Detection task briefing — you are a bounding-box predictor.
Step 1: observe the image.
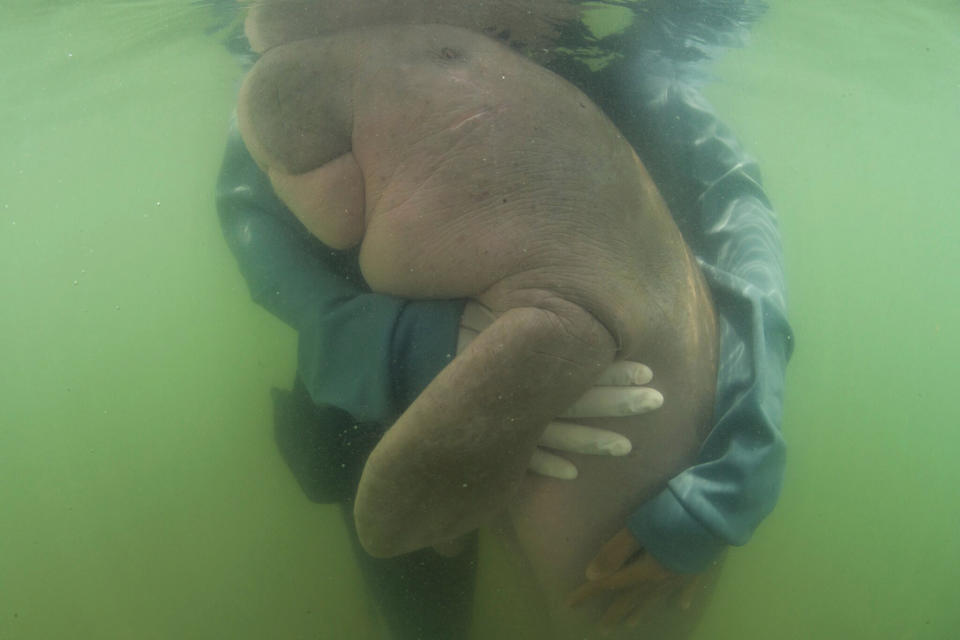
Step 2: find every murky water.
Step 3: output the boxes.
[1,1,958,638]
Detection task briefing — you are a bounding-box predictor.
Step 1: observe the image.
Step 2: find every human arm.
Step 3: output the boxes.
[216,121,464,427]
[566,70,793,626]
[556,0,793,594]
[617,73,794,573]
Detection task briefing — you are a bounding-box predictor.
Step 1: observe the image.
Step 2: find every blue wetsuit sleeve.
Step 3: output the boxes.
[215,123,463,424]
[613,78,794,572]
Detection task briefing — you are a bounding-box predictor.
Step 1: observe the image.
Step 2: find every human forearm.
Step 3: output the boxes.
[629,266,792,571]
[610,75,793,571]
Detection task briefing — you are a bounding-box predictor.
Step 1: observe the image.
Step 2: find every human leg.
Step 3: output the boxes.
[341,503,479,640]
[273,377,479,639]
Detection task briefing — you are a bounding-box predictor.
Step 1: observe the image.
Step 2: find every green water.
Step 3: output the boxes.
[1,1,958,638]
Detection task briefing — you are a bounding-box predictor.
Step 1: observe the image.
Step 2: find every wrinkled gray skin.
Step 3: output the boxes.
[237,24,718,567]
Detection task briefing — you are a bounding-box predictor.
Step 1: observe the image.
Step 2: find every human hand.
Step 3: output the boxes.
[458,300,664,480]
[566,528,701,633]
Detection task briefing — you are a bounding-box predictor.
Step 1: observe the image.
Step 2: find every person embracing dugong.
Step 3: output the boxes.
[236,23,718,589]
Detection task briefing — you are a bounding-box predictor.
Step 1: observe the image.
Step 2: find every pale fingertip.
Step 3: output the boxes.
[459,300,496,332]
[529,450,578,480]
[601,437,632,456]
[630,362,653,385]
[456,327,478,354]
[598,361,652,386]
[631,388,663,413]
[585,562,609,581]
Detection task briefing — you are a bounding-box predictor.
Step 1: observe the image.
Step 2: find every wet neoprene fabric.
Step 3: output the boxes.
[215,0,792,574]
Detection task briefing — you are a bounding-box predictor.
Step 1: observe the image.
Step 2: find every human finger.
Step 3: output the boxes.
[459,299,496,333]
[565,577,608,607]
[596,361,653,386]
[599,583,657,632]
[565,560,659,608]
[560,386,663,418]
[538,422,632,456]
[677,573,704,610]
[456,326,478,354]
[586,528,642,580]
[527,448,578,480]
[589,557,665,590]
